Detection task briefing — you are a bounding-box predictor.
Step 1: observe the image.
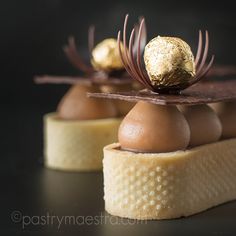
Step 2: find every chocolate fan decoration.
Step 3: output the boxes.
[35,20,147,85]
[63,31,95,75]
[117,14,214,93]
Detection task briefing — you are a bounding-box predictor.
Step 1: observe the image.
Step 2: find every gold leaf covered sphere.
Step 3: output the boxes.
[144,36,196,88]
[91,38,124,72]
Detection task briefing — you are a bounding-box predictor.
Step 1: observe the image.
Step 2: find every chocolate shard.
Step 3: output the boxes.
[34,75,91,85]
[34,75,133,86]
[88,80,236,105]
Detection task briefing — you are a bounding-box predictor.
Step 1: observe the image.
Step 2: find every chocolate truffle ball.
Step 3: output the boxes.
[91,38,124,71]
[144,36,196,88]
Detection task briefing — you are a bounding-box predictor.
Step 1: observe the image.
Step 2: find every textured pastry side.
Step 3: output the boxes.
[103,140,236,219]
[44,113,121,171]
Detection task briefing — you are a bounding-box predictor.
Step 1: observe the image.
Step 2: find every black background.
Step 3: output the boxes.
[1,0,236,235]
[1,0,236,165]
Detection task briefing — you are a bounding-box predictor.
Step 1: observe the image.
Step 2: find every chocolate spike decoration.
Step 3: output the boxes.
[88,25,95,57]
[117,14,214,94]
[133,16,147,57]
[63,21,148,76]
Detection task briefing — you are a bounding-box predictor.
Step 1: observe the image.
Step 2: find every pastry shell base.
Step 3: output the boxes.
[44,113,121,171]
[103,140,236,219]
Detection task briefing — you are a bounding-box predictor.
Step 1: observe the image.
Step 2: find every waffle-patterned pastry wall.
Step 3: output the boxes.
[103,140,236,219]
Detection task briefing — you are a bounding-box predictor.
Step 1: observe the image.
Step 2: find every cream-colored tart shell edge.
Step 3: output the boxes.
[103,139,236,219]
[44,113,121,171]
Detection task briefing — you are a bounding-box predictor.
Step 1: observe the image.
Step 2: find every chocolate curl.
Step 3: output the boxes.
[133,16,147,56]
[63,36,94,74]
[118,14,153,90]
[191,30,215,83]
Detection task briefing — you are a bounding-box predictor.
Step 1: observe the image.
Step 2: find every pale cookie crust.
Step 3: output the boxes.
[44,113,121,171]
[103,140,236,219]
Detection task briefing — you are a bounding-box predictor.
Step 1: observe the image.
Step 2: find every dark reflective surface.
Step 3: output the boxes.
[1,164,236,235]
